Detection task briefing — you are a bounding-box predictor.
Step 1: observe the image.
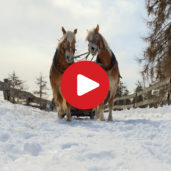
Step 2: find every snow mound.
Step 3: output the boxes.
[0,100,171,171]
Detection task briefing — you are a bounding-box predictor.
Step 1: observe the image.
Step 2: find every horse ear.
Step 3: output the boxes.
[62,27,66,35]
[74,29,77,34]
[95,24,99,33]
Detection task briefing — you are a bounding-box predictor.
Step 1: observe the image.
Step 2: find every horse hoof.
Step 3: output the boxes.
[94,116,98,120]
[58,115,63,119]
[58,113,65,119]
[95,115,100,120]
[100,118,105,121]
[66,118,72,121]
[107,118,113,121]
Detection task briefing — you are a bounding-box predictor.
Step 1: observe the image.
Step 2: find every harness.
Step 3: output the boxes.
[52,49,73,74]
[96,50,118,71]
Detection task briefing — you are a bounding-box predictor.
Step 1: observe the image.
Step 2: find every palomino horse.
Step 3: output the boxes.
[50,27,77,121]
[86,25,120,121]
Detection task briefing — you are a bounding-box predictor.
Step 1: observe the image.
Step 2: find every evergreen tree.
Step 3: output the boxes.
[115,81,130,106]
[6,71,25,103]
[116,81,129,97]
[133,81,144,106]
[8,71,25,90]
[138,0,171,82]
[135,81,143,93]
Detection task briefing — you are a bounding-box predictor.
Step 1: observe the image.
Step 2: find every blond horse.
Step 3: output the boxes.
[50,27,77,121]
[86,25,120,121]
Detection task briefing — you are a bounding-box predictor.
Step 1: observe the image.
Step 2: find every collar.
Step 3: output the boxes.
[96,50,118,71]
[52,49,73,74]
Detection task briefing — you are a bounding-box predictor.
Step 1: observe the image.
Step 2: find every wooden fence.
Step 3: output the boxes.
[1,77,171,111]
[0,79,50,109]
[112,77,171,110]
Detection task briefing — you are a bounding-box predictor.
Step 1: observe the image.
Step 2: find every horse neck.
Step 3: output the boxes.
[53,48,69,72]
[98,39,111,67]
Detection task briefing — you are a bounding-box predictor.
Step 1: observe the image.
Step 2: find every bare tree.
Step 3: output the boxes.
[34,73,48,103]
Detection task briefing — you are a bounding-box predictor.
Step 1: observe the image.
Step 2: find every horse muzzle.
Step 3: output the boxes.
[65,53,74,64]
[89,43,98,56]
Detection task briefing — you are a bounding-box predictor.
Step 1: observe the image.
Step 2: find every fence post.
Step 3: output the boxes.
[123,99,126,109]
[133,93,137,108]
[26,97,32,106]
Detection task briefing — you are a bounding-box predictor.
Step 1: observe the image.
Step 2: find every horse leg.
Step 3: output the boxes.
[57,106,65,119]
[66,104,72,121]
[95,106,100,120]
[95,103,105,121]
[54,95,64,119]
[99,103,105,121]
[108,100,113,121]
[51,85,64,119]
[108,85,118,121]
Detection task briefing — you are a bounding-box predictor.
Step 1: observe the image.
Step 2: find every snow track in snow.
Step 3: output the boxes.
[0,100,171,171]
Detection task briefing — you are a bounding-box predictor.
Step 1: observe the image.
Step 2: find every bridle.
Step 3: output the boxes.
[60,39,76,55]
[89,33,106,51]
[89,39,100,49]
[53,39,76,74]
[89,33,119,71]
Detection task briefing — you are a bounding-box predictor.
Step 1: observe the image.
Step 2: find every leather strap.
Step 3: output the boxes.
[96,50,118,71]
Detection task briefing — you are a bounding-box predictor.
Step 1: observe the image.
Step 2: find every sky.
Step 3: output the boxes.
[0,0,148,99]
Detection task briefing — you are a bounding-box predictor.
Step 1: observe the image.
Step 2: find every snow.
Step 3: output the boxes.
[0,99,171,171]
[0,92,3,100]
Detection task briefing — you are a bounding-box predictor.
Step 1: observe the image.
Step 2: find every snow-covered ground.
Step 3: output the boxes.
[0,100,171,171]
[0,92,3,100]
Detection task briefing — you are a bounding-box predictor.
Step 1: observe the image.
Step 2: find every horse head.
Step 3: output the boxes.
[58,27,77,64]
[86,24,107,56]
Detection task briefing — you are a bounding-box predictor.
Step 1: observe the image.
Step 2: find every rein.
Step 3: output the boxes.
[74,52,90,60]
[53,50,91,74]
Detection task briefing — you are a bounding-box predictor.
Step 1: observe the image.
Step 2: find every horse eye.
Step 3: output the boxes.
[96,35,99,39]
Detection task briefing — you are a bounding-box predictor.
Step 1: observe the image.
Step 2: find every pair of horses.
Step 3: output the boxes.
[50,25,120,121]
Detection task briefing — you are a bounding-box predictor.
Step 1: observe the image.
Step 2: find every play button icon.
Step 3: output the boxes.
[77,74,99,96]
[61,61,109,109]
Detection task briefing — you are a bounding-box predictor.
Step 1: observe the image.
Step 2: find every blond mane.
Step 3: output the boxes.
[86,29,111,52]
[58,31,76,46]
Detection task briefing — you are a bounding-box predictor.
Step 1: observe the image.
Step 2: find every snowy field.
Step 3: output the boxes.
[0,100,171,171]
[0,92,3,100]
